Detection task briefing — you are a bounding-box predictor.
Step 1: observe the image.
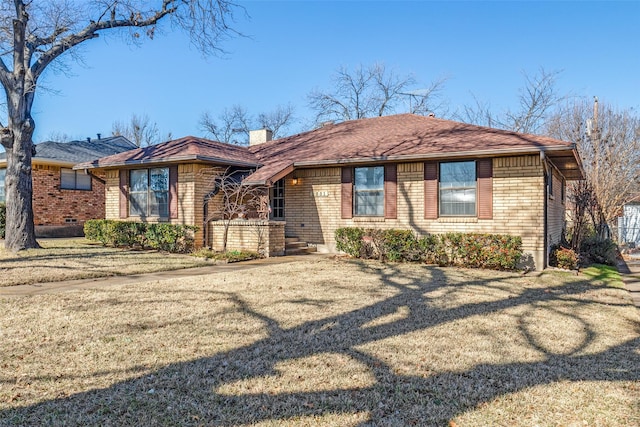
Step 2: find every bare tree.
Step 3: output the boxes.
[0,1,242,251]
[506,68,564,134]
[199,105,250,144]
[112,113,165,147]
[456,94,497,129]
[547,98,640,238]
[457,68,563,134]
[200,103,296,144]
[44,131,77,143]
[307,63,447,124]
[203,167,267,252]
[256,103,295,139]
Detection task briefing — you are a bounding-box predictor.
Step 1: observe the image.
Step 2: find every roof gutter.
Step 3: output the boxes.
[0,158,77,168]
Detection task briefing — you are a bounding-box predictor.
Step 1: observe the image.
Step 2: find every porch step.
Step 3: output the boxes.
[284,236,317,256]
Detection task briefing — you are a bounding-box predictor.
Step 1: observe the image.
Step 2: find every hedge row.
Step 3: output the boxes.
[335,227,523,270]
[84,220,198,253]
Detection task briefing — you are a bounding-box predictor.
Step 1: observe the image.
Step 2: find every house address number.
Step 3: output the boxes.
[313,191,330,197]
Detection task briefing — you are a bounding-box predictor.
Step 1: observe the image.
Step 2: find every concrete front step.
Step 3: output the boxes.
[285,246,318,256]
[284,236,317,256]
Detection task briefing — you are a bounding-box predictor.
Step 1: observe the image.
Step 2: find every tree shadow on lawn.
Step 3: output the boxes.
[1,262,638,426]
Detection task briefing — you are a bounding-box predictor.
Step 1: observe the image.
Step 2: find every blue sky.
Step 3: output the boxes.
[30,0,640,143]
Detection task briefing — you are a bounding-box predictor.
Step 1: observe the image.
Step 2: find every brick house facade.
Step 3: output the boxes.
[0,136,136,237]
[30,164,107,236]
[76,115,583,269]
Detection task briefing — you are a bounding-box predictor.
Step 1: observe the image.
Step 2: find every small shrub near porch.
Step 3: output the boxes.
[0,202,5,239]
[84,220,197,253]
[335,227,522,270]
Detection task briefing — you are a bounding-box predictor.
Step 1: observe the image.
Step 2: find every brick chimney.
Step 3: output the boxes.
[249,129,273,146]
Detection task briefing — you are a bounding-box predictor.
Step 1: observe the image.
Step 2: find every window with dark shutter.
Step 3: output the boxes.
[341,167,353,219]
[384,164,397,219]
[477,159,493,219]
[119,170,129,219]
[424,162,438,219]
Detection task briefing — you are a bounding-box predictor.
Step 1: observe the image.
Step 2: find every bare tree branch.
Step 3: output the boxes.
[0,0,242,251]
[112,113,165,147]
[308,63,447,125]
[547,98,640,236]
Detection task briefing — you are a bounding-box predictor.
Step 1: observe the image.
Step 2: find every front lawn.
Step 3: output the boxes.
[0,238,210,287]
[0,258,637,426]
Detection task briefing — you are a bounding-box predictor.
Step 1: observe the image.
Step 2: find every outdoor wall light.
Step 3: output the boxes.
[292,177,299,185]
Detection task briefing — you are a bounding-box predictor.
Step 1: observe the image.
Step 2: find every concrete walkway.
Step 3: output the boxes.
[0,254,325,298]
[618,258,640,308]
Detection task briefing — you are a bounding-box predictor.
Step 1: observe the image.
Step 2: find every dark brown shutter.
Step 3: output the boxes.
[424,162,438,219]
[119,169,128,219]
[341,167,353,219]
[477,159,493,219]
[384,164,397,219]
[169,165,178,219]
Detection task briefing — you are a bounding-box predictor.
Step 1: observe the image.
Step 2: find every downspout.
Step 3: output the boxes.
[85,169,106,185]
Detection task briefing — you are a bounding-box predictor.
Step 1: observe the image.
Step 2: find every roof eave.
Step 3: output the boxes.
[74,154,260,170]
[0,158,76,168]
[291,145,575,168]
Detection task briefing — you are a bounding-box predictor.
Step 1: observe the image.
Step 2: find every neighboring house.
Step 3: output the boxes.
[0,135,137,237]
[618,196,640,247]
[75,114,583,269]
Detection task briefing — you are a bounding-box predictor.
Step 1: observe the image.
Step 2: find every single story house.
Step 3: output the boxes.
[618,195,640,247]
[75,114,583,269]
[0,135,136,237]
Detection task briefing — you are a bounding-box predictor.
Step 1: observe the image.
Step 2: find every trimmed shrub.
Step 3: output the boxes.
[0,202,5,239]
[84,220,197,253]
[335,227,365,257]
[334,227,523,270]
[379,229,421,262]
[550,245,579,270]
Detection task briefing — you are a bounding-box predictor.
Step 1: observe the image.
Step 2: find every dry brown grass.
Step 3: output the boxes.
[0,238,210,287]
[0,257,638,426]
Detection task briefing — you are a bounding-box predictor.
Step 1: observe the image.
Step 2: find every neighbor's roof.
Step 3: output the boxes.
[74,136,260,169]
[0,135,137,166]
[244,114,583,184]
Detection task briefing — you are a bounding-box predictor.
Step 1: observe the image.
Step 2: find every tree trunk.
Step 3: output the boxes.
[3,120,39,251]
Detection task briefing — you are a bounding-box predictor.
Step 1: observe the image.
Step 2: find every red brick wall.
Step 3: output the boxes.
[32,164,105,227]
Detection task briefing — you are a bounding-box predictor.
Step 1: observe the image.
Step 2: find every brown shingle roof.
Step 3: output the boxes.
[75,114,583,182]
[244,114,582,184]
[74,136,260,169]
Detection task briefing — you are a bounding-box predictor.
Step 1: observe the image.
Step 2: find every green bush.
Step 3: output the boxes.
[380,229,420,262]
[334,227,523,270]
[550,245,579,270]
[579,236,618,266]
[0,202,5,239]
[84,220,197,253]
[335,227,365,257]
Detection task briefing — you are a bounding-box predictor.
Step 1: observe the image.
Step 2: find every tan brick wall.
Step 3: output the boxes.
[209,220,285,256]
[284,155,550,269]
[32,164,105,228]
[104,164,224,248]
